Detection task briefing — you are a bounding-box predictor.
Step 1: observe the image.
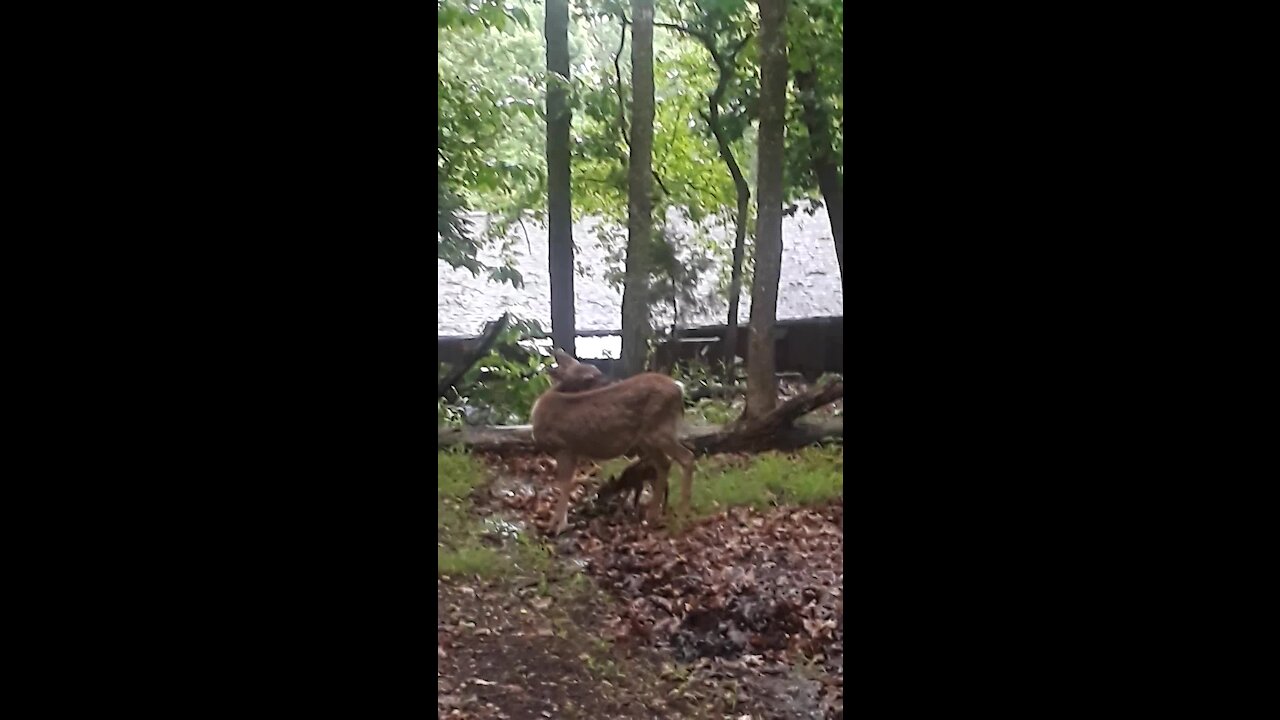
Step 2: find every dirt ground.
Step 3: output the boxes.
[438,453,843,719]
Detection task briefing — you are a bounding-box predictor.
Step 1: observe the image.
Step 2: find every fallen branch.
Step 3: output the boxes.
[698,380,844,454]
[686,416,843,454]
[437,312,510,399]
[751,380,844,430]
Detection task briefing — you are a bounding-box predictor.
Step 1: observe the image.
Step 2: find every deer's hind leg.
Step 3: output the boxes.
[644,452,672,523]
[654,436,695,517]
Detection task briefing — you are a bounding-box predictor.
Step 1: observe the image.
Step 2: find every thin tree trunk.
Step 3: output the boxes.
[546,0,576,356]
[723,186,748,381]
[706,38,751,385]
[652,23,752,385]
[744,0,788,421]
[795,68,843,281]
[621,0,655,377]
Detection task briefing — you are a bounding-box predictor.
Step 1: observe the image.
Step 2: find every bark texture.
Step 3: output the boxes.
[546,0,576,355]
[744,0,789,420]
[620,0,656,377]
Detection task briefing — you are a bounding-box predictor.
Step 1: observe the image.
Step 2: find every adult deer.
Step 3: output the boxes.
[531,350,694,535]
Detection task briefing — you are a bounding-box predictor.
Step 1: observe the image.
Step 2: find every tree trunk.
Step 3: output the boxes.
[795,68,843,281]
[621,0,655,377]
[744,0,788,421]
[546,0,576,356]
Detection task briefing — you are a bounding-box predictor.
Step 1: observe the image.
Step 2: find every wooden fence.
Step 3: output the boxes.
[438,315,843,380]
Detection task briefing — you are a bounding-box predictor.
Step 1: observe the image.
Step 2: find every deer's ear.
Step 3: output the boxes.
[552,349,577,366]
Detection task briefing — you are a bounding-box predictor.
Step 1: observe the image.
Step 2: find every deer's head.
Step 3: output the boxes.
[547,349,610,392]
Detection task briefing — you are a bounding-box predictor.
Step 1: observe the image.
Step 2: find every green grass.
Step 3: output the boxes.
[691,445,843,514]
[438,448,486,501]
[594,445,843,519]
[438,445,842,575]
[438,448,485,535]
[437,449,557,578]
[437,449,509,577]
[437,543,504,576]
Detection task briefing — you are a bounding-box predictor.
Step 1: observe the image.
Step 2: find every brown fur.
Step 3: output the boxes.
[546,358,657,514]
[597,459,667,517]
[533,349,695,534]
[547,357,609,391]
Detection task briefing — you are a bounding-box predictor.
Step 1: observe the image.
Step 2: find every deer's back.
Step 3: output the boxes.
[530,373,684,456]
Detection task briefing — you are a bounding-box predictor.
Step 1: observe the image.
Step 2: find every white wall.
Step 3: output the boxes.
[438,207,843,337]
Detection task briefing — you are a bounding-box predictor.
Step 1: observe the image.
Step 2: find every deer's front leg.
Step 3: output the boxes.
[549,451,579,536]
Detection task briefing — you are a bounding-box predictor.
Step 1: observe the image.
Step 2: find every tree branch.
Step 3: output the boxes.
[613,14,672,201]
[437,312,511,398]
[653,20,716,56]
[613,15,631,148]
[651,170,671,197]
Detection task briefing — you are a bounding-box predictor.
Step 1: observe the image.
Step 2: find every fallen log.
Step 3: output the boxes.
[703,380,844,453]
[686,416,843,454]
[437,416,842,456]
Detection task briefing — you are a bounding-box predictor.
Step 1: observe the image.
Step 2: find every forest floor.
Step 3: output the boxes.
[438,446,844,719]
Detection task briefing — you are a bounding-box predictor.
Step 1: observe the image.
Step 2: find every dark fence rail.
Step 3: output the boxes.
[438,315,843,381]
[657,315,843,381]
